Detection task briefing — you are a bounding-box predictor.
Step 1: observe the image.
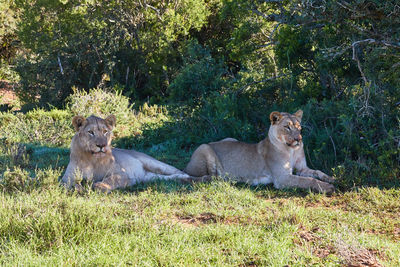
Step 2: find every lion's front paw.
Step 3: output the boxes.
[315,181,335,195]
[323,175,336,184]
[93,182,112,193]
[316,170,336,183]
[74,183,84,193]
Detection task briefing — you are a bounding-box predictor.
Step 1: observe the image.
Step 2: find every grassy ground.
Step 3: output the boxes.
[0,181,399,266]
[0,96,399,266]
[0,145,399,266]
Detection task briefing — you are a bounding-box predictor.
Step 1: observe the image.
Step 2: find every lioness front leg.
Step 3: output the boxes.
[297,168,335,183]
[275,174,335,194]
[93,173,131,193]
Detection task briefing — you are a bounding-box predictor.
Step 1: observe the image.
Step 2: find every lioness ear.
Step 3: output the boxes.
[269,111,282,125]
[72,115,86,132]
[294,109,303,121]
[105,115,116,129]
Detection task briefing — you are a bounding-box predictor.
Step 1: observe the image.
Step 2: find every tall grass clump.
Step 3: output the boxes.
[0,109,72,146]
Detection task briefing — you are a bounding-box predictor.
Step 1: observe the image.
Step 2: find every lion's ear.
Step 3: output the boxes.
[294,109,303,121]
[269,111,282,125]
[105,115,116,129]
[72,116,86,132]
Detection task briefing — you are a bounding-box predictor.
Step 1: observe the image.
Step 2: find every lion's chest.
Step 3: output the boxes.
[267,145,302,176]
[286,147,303,173]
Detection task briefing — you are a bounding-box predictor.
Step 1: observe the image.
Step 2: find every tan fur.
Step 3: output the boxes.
[62,115,189,192]
[184,110,335,193]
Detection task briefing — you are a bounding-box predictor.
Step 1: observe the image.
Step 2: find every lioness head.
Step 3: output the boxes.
[269,110,303,148]
[71,115,116,158]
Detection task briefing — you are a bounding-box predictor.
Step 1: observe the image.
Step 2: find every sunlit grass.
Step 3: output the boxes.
[0,175,399,266]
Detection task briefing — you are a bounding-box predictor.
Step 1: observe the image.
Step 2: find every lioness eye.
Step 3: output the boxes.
[104,130,108,136]
[285,125,290,131]
[88,130,94,136]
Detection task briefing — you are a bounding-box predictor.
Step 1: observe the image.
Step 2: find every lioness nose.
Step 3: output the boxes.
[96,143,105,148]
[295,135,302,142]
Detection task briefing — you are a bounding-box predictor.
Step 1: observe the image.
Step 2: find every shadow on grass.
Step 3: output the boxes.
[115,177,312,200]
[0,142,69,174]
[2,137,398,197]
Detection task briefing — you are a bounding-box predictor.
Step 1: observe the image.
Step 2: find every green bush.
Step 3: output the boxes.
[0,141,29,172]
[0,88,172,150]
[66,87,135,137]
[0,166,62,193]
[0,109,72,146]
[168,41,226,103]
[0,167,32,193]
[66,87,170,139]
[291,88,400,190]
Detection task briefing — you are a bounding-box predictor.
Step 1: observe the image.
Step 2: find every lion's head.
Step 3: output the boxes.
[269,110,303,148]
[71,115,116,158]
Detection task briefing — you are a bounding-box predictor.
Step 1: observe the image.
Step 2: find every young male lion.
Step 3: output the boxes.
[62,115,189,192]
[184,110,335,193]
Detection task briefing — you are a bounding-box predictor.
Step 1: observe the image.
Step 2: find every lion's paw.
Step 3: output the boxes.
[93,182,112,194]
[316,181,335,195]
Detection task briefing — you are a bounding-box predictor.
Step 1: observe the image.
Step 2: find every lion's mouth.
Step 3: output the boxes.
[287,141,300,147]
[91,147,108,157]
[91,151,107,158]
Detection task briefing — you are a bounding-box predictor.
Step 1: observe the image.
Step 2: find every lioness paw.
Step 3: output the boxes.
[315,170,336,183]
[317,182,335,195]
[325,175,336,184]
[74,183,84,193]
[93,182,112,193]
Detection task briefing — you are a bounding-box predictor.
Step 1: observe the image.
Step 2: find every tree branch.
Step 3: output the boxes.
[251,8,284,23]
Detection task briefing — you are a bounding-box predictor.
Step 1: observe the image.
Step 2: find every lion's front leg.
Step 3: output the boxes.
[62,162,90,190]
[274,174,335,194]
[297,167,335,183]
[93,172,131,193]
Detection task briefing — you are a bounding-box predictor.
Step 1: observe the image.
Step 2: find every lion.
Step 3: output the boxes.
[184,110,335,193]
[62,114,190,192]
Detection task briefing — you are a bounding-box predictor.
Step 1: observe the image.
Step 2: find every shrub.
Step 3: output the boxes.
[168,41,226,103]
[0,167,32,193]
[66,87,135,137]
[0,141,29,172]
[0,166,62,193]
[0,109,73,146]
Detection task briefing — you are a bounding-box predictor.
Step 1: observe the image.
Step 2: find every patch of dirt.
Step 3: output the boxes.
[0,80,17,104]
[294,225,321,243]
[174,212,260,227]
[393,227,400,239]
[294,225,336,259]
[175,212,219,227]
[238,261,258,267]
[365,224,400,241]
[336,240,383,267]
[314,245,335,259]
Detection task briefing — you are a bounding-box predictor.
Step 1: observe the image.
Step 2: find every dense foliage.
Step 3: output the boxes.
[0,0,399,189]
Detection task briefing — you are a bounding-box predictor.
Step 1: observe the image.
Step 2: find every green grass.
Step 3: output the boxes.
[0,102,399,266]
[0,143,399,266]
[0,180,399,266]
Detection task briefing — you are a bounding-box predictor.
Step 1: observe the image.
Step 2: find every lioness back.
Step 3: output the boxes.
[209,141,265,179]
[185,140,265,180]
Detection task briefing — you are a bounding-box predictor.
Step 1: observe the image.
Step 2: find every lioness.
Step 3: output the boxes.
[62,115,189,192]
[184,110,335,193]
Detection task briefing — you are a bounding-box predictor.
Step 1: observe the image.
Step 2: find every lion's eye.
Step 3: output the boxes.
[285,125,291,131]
[103,130,108,136]
[88,130,94,136]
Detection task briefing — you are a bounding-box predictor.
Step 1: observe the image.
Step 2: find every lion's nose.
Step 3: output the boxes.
[96,143,106,149]
[295,135,302,142]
